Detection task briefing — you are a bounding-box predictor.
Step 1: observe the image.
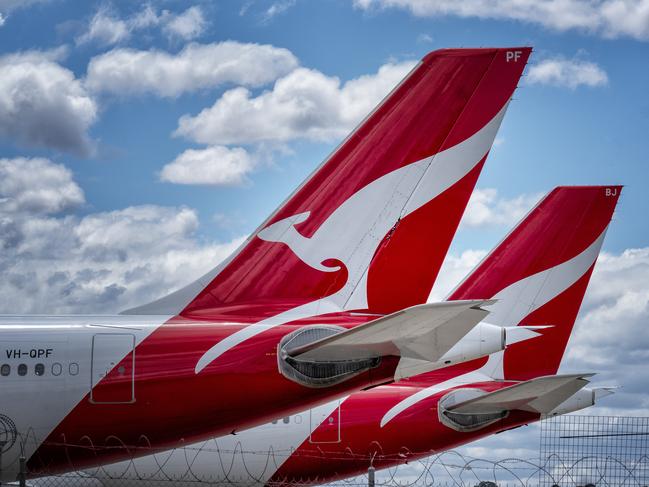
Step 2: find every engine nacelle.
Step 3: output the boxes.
[434,323,506,368]
[277,326,381,388]
[438,388,508,432]
[546,387,614,416]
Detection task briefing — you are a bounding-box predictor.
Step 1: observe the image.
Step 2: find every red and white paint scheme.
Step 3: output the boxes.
[0,47,530,482]
[38,185,619,487]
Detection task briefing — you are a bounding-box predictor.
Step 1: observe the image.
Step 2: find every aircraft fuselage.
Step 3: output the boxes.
[0,313,399,481]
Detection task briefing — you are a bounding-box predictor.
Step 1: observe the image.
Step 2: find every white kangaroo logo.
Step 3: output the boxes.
[257,212,342,272]
[194,104,509,374]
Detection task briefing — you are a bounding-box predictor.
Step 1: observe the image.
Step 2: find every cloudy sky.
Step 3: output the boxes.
[0,0,648,471]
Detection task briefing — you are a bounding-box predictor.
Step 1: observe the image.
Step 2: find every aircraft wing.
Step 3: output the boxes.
[289,300,494,363]
[448,374,594,414]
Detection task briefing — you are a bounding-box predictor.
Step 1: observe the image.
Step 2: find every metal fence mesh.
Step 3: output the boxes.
[3,416,649,486]
[539,415,649,487]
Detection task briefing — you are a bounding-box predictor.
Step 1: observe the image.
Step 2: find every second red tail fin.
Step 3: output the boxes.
[450,186,622,380]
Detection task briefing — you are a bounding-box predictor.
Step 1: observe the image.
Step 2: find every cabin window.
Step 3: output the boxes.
[51,363,62,376]
[283,416,290,424]
[69,362,79,376]
[17,364,27,376]
[0,364,9,376]
[35,363,45,376]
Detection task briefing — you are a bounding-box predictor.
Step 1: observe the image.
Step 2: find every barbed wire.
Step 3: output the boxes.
[3,416,649,487]
[6,448,649,487]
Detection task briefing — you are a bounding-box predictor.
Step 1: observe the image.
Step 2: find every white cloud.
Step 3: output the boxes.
[354,0,649,41]
[261,0,296,23]
[461,188,543,228]
[160,146,255,186]
[0,0,49,15]
[0,157,84,214]
[76,5,130,46]
[130,4,159,29]
[527,56,609,89]
[0,207,244,314]
[239,1,253,16]
[428,249,488,301]
[85,41,298,97]
[0,12,5,26]
[162,5,207,40]
[76,5,209,46]
[0,158,245,314]
[0,45,68,63]
[0,50,97,155]
[174,61,415,145]
[75,206,199,257]
[566,247,649,366]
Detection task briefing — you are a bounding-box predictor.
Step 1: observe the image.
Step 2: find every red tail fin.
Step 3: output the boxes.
[126,48,531,319]
[450,186,622,380]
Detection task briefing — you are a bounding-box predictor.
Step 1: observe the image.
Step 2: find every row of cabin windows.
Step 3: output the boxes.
[0,362,79,377]
[272,415,303,425]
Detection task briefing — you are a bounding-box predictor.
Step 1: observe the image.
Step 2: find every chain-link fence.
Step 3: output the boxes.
[539,415,649,487]
[2,416,649,487]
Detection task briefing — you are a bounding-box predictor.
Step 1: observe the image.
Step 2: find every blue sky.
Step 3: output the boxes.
[1,0,647,253]
[1,0,649,462]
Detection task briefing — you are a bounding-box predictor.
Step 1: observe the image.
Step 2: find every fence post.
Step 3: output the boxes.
[18,455,26,487]
[0,440,5,486]
[368,465,375,487]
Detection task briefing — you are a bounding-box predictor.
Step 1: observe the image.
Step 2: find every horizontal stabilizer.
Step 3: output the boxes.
[291,300,493,363]
[449,374,594,414]
[544,384,615,416]
[593,386,616,399]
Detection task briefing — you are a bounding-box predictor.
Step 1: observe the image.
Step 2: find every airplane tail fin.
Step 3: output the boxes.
[125,47,531,318]
[449,186,622,380]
